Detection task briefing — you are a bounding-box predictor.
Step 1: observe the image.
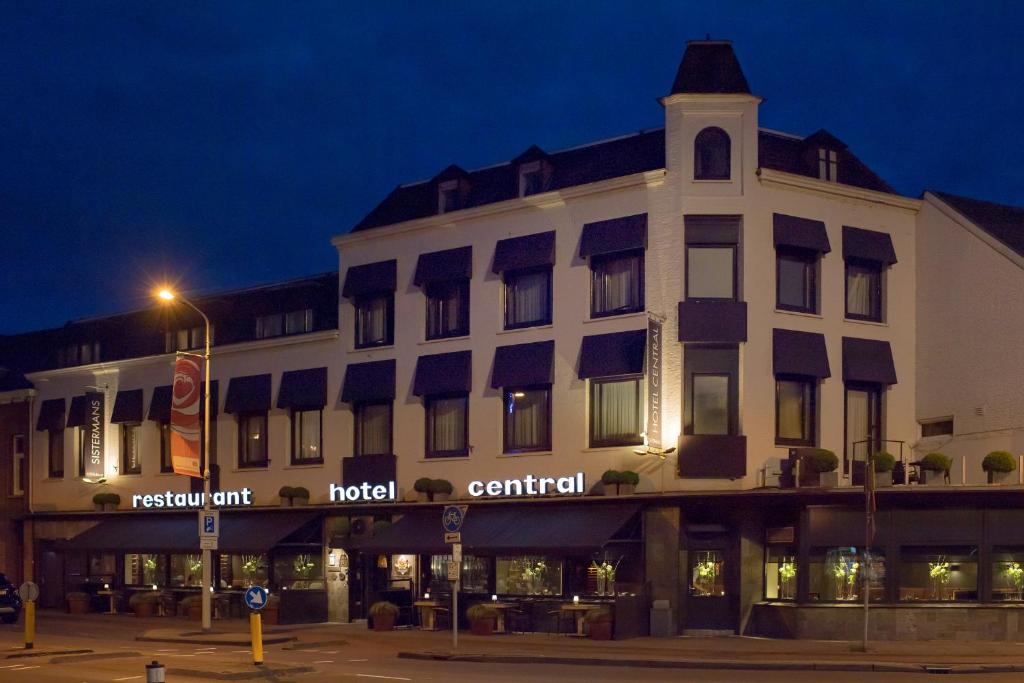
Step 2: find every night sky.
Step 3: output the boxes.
[2,1,1022,334]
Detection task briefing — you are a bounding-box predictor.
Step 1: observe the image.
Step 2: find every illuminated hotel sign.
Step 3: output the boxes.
[646,316,662,450]
[330,481,397,503]
[84,391,105,480]
[467,472,585,497]
[132,488,253,509]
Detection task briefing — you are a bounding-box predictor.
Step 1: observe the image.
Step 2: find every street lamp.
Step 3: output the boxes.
[156,286,213,632]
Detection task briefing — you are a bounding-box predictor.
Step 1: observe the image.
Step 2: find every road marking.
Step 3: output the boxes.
[323,650,339,654]
[114,677,143,681]
[348,658,368,662]
[11,665,40,670]
[356,675,410,681]
[231,649,251,653]
[314,659,334,663]
[168,653,196,657]
[0,664,23,668]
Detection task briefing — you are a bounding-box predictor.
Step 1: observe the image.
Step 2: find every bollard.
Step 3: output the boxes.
[250,611,264,666]
[146,660,166,683]
[23,600,35,650]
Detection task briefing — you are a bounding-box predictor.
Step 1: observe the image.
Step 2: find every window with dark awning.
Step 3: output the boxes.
[36,398,65,431]
[773,329,831,378]
[110,389,144,423]
[578,330,646,379]
[342,259,397,299]
[684,215,741,244]
[773,213,831,253]
[413,351,472,396]
[843,226,897,265]
[224,374,272,414]
[147,381,219,420]
[277,367,327,410]
[359,504,639,555]
[842,337,897,384]
[65,395,87,428]
[491,231,555,273]
[579,214,647,257]
[491,340,554,388]
[413,246,472,286]
[340,360,396,403]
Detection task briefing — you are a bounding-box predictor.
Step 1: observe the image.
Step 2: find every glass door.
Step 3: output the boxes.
[845,383,881,476]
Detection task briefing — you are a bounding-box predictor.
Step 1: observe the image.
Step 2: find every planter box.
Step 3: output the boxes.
[263,606,279,625]
[818,471,839,488]
[588,618,613,640]
[280,496,292,506]
[133,601,157,618]
[470,618,495,636]
[292,497,308,506]
[372,613,395,631]
[433,492,451,502]
[104,503,118,511]
[67,597,90,614]
[921,470,948,486]
[416,491,431,503]
[602,483,618,496]
[618,484,635,495]
[988,470,1015,485]
[875,470,893,487]
[186,604,202,621]
[94,503,103,511]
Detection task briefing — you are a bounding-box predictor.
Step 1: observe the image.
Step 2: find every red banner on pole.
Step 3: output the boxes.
[171,356,202,478]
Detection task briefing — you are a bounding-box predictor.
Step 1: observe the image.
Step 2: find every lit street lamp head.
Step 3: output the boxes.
[156,288,175,301]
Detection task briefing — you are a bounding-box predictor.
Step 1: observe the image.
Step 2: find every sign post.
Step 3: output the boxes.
[244,586,268,666]
[19,582,38,650]
[442,505,467,651]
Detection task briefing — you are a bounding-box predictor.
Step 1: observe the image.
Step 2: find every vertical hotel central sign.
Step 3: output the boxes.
[646,316,663,450]
[84,391,105,479]
[170,356,203,478]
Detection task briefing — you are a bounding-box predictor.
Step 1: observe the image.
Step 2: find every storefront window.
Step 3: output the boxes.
[273,552,324,590]
[429,554,489,593]
[124,554,167,587]
[899,546,977,601]
[765,547,796,600]
[689,550,725,597]
[496,556,562,596]
[809,547,885,602]
[219,554,269,588]
[88,553,116,583]
[992,548,1024,602]
[170,554,204,588]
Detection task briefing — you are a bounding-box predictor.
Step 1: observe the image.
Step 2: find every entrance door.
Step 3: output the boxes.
[845,383,882,476]
[37,546,64,609]
[683,537,738,632]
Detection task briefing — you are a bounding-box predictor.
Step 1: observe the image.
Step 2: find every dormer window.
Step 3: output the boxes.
[438,180,460,214]
[694,127,731,180]
[519,161,544,197]
[818,148,838,182]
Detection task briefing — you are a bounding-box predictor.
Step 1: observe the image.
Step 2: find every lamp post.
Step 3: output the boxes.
[157,288,213,632]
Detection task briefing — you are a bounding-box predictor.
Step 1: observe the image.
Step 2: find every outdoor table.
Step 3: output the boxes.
[414,600,442,630]
[488,602,516,633]
[560,603,598,637]
[97,590,117,614]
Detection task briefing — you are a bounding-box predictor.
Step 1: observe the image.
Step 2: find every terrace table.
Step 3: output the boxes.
[560,603,599,637]
[97,590,117,614]
[488,602,517,633]
[414,600,443,630]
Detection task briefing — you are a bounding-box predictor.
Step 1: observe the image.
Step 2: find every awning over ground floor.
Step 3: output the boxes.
[355,503,640,555]
[59,511,321,554]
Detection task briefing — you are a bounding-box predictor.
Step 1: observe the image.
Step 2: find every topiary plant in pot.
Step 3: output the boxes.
[180,594,203,621]
[291,486,310,506]
[804,449,839,488]
[278,486,295,506]
[601,470,622,496]
[920,452,952,486]
[872,452,896,487]
[618,471,640,495]
[466,603,497,635]
[983,451,1017,485]
[67,591,91,614]
[430,479,454,502]
[413,478,433,503]
[369,601,399,631]
[129,590,159,618]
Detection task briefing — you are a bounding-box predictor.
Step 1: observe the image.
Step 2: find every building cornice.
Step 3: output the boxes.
[25,329,340,381]
[660,93,763,106]
[924,192,1024,272]
[332,170,667,248]
[758,168,921,213]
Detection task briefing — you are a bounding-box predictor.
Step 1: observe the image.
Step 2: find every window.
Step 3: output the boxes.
[159,422,173,472]
[776,377,816,446]
[255,314,283,339]
[689,550,725,597]
[59,341,101,367]
[504,267,551,329]
[220,553,269,588]
[920,418,953,438]
[237,412,268,468]
[121,423,141,475]
[809,547,885,602]
[425,280,469,339]
[430,554,489,593]
[285,308,313,335]
[124,553,167,587]
[355,293,394,347]
[438,180,459,213]
[354,401,392,456]
[845,383,882,475]
[818,148,838,181]
[170,554,203,587]
[425,394,468,458]
[765,546,797,600]
[845,261,882,321]
[519,164,544,197]
[291,409,322,464]
[776,248,818,313]
[88,553,116,582]
[991,548,1024,602]
[165,326,211,353]
[496,556,562,596]
[899,546,977,602]
[48,429,64,478]
[273,552,324,590]
[694,127,731,180]
[692,374,729,435]
[686,245,736,299]
[503,386,551,453]
[12,435,25,496]
[590,251,644,317]
[684,346,738,437]
[589,377,643,447]
[76,426,87,477]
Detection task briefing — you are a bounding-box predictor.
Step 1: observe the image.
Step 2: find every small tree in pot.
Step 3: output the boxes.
[467,603,497,635]
[67,591,91,614]
[93,492,121,511]
[369,601,399,631]
[584,607,614,640]
[291,486,310,506]
[278,486,295,506]
[920,452,952,486]
[430,479,454,502]
[873,452,896,487]
[180,595,203,621]
[618,471,640,495]
[413,478,433,503]
[262,593,280,625]
[601,470,622,496]
[805,449,839,488]
[129,591,159,618]
[983,451,1017,485]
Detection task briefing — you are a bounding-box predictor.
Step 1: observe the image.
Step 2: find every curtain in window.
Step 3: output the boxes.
[356,402,391,456]
[427,282,466,337]
[591,378,641,444]
[160,423,173,471]
[357,295,389,344]
[49,429,64,476]
[505,388,550,450]
[693,375,729,435]
[240,414,267,464]
[122,424,140,473]
[593,255,640,314]
[293,410,321,461]
[846,265,876,317]
[426,396,467,455]
[506,270,549,326]
[845,389,870,465]
[777,380,810,441]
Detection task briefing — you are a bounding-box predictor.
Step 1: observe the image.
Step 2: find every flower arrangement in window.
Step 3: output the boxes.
[241,555,261,586]
[293,554,317,579]
[778,558,796,600]
[691,552,724,597]
[830,555,859,601]
[1005,562,1024,601]
[143,555,159,585]
[929,558,951,600]
[590,558,622,595]
[187,554,202,575]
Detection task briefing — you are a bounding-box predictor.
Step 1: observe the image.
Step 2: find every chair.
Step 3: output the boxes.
[507,606,532,634]
[433,607,451,630]
[545,607,569,635]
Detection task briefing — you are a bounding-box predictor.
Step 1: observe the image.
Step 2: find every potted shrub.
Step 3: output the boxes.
[601,470,622,496]
[291,486,310,506]
[466,603,497,635]
[67,591,91,614]
[92,492,105,512]
[805,449,839,488]
[158,591,177,617]
[103,493,121,511]
[619,471,640,495]
[180,595,203,621]
[430,479,454,502]
[983,451,1017,485]
[584,607,613,640]
[278,486,295,506]
[262,593,280,625]
[369,601,399,631]
[873,452,896,487]
[920,452,952,486]
[129,591,159,618]
[413,478,433,503]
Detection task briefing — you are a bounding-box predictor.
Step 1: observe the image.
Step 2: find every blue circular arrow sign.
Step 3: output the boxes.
[244,586,269,611]
[442,505,465,533]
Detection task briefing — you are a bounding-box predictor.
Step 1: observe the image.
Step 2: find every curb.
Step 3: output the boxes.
[136,635,296,646]
[168,665,315,680]
[397,651,1024,674]
[6,649,92,659]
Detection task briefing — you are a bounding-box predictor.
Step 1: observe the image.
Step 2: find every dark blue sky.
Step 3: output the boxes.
[2,1,1022,334]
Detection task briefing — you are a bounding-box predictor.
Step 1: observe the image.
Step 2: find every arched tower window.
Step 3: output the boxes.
[694,127,731,180]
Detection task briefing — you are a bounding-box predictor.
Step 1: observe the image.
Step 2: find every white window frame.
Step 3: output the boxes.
[438,179,459,214]
[518,160,543,197]
[12,434,25,496]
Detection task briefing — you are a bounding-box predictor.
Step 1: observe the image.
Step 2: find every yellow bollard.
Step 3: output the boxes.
[24,600,35,650]
[249,611,263,666]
